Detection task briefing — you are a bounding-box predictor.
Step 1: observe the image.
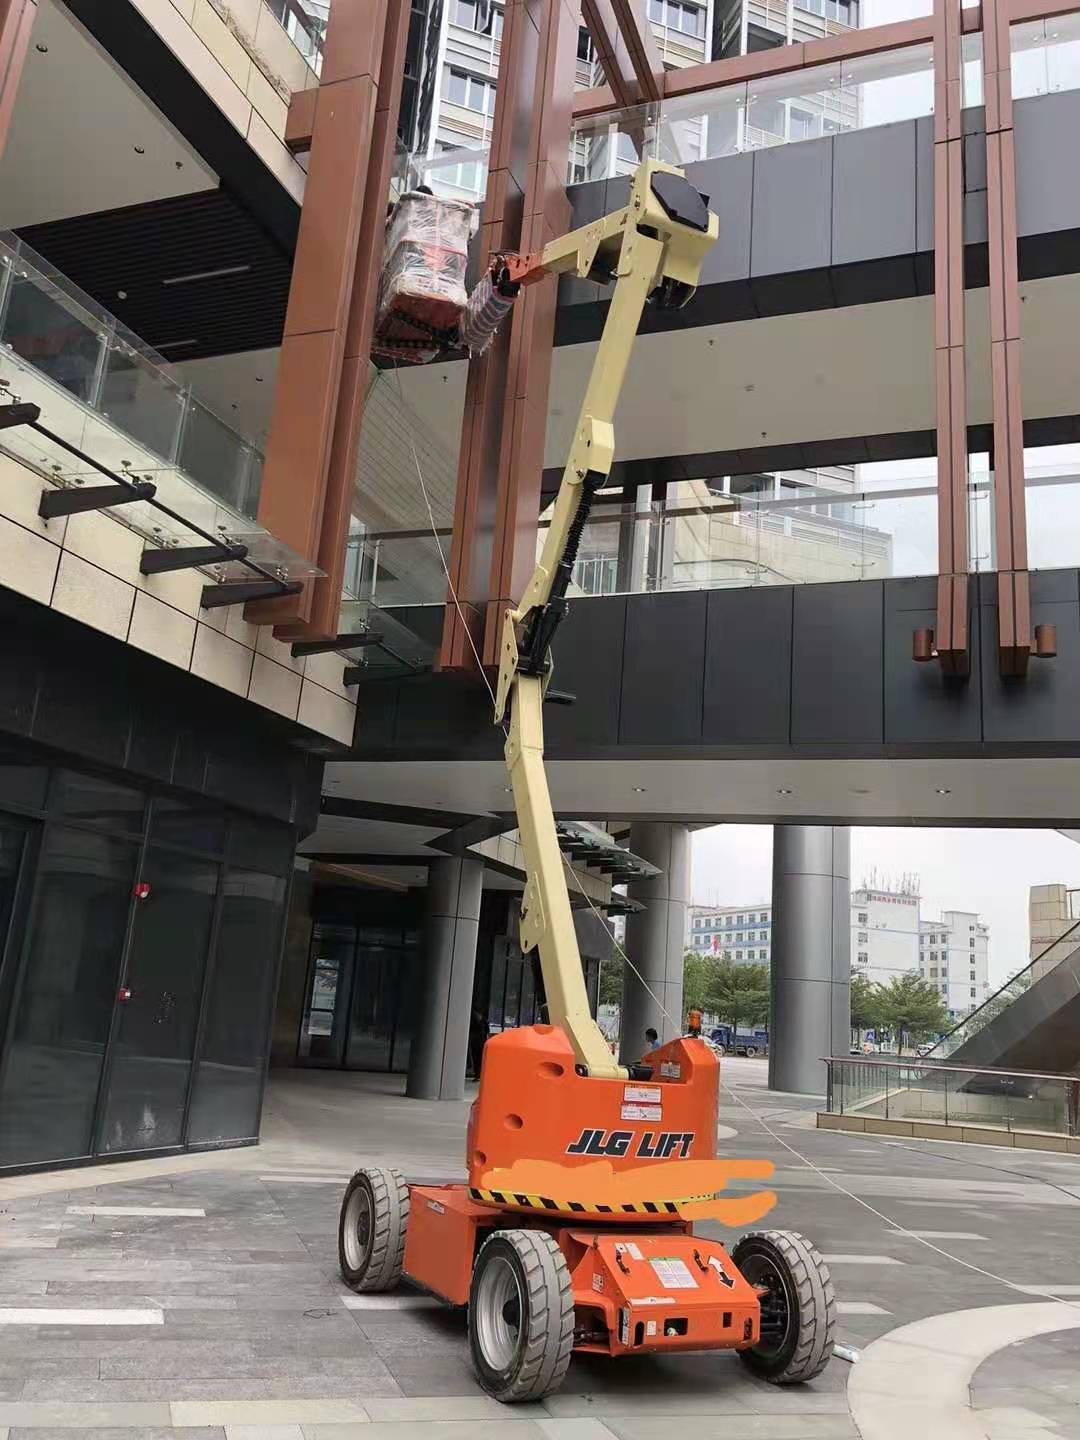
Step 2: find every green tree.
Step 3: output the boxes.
[875,972,949,1052]
[706,958,770,1031]
[598,954,625,1008]
[682,950,714,1022]
[849,968,882,1045]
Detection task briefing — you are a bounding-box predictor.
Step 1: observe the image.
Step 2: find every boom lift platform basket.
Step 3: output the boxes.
[339,160,837,1403]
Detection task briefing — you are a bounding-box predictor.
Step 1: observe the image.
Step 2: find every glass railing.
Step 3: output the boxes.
[0,235,267,522]
[824,1056,1080,1138]
[1011,12,1080,99]
[535,475,943,597]
[264,0,329,73]
[928,915,1080,1060]
[568,38,983,183]
[1024,466,1080,572]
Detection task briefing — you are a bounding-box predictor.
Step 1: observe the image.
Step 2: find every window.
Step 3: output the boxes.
[759,931,767,942]
[452,0,503,34]
[735,950,743,960]
[930,968,937,978]
[970,986,977,998]
[929,951,937,963]
[857,912,868,924]
[727,916,734,927]
[737,914,744,925]
[650,0,704,34]
[857,952,868,964]
[969,937,976,948]
[759,949,767,960]
[445,68,496,115]
[723,950,731,960]
[760,912,768,922]
[857,932,867,944]
[788,106,818,141]
[577,26,594,61]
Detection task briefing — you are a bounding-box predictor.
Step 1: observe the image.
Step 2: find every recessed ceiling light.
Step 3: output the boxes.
[117,289,127,300]
[255,375,264,383]
[35,43,47,53]
[935,787,951,796]
[850,787,870,795]
[776,787,792,795]
[134,145,145,155]
[632,786,646,793]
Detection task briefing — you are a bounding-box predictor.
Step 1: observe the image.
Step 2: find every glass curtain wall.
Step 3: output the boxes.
[297,894,421,1073]
[0,755,293,1172]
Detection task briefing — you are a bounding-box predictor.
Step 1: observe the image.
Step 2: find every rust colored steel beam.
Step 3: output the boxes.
[574,4,986,119]
[440,0,579,675]
[928,0,970,678]
[299,0,413,640]
[285,84,317,152]
[246,0,388,630]
[581,0,638,108]
[984,0,1033,677]
[0,0,35,160]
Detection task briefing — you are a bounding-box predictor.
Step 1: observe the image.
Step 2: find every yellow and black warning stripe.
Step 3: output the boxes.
[469,1187,712,1215]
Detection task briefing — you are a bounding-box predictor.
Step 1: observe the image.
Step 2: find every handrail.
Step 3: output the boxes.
[8,405,301,602]
[928,910,1080,1053]
[822,1055,1078,1084]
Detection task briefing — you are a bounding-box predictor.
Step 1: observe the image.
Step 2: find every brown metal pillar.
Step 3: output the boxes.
[248,0,391,631]
[440,0,580,672]
[984,0,1030,676]
[0,1,35,160]
[929,0,970,677]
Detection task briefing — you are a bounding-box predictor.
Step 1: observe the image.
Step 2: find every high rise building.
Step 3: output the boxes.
[918,911,991,1019]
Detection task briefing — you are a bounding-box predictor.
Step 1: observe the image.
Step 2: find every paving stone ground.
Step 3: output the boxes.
[0,1059,1077,1438]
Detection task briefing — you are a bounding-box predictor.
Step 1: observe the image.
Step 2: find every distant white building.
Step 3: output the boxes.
[689,887,991,1021]
[850,885,920,987]
[919,910,990,1019]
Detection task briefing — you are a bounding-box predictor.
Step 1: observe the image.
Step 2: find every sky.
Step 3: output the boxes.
[690,825,1080,987]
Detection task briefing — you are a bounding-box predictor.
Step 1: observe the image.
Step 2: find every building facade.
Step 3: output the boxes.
[691,890,990,1020]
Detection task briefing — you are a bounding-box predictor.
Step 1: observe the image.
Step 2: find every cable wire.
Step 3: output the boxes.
[385,365,505,730]
[562,855,1080,1315]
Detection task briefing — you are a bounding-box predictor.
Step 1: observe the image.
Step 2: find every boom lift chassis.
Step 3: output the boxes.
[337,160,837,1403]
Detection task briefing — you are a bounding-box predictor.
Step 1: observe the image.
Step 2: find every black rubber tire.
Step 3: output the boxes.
[744,1047,758,1058]
[338,1166,409,1292]
[468,1229,574,1402]
[733,1229,835,1384]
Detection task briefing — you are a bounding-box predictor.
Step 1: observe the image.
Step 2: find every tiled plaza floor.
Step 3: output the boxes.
[0,1059,1077,1439]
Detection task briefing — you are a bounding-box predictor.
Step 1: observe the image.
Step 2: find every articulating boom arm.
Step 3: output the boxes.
[495,160,718,1079]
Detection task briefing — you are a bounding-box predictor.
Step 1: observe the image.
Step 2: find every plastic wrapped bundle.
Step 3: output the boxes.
[459,269,517,356]
[372,191,474,364]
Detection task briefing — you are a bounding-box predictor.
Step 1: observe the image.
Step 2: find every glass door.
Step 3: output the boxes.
[0,826,138,1169]
[298,923,356,1066]
[96,850,220,1155]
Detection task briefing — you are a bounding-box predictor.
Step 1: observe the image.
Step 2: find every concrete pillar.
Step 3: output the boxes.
[406,857,484,1101]
[770,825,850,1096]
[619,823,690,1064]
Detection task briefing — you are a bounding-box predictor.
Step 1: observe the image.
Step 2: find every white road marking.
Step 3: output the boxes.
[821,1255,905,1265]
[848,1302,1080,1440]
[887,1230,986,1241]
[258,1174,351,1185]
[0,1307,164,1325]
[838,1301,892,1315]
[66,1205,205,1217]
[340,1293,443,1310]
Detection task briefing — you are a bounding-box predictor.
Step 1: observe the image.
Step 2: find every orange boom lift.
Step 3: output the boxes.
[337,160,836,1402]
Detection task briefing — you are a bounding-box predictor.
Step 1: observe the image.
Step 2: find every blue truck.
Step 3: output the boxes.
[709,1024,769,1057]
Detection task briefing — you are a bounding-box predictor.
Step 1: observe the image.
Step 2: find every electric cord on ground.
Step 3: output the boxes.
[561,856,1080,1316]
